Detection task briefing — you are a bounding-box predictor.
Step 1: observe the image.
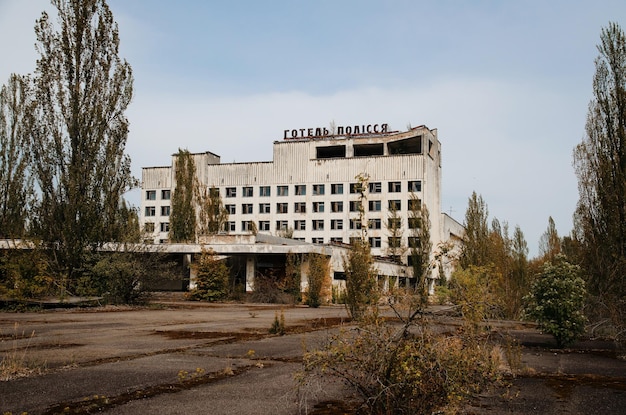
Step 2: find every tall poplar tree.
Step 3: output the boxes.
[169,149,197,242]
[29,0,134,284]
[573,22,626,321]
[0,74,34,238]
[459,191,490,268]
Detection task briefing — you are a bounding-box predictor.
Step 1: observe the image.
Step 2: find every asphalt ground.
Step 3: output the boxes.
[1,297,626,414]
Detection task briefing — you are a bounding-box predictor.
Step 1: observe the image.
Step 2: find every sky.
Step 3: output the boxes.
[1,0,624,257]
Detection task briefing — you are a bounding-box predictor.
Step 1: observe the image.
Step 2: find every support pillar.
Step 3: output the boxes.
[245,255,255,292]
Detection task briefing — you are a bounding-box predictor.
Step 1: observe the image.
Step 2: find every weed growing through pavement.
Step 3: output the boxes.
[1,323,44,381]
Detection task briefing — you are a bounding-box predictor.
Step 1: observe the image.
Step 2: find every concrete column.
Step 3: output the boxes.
[185,254,196,290]
[245,255,255,292]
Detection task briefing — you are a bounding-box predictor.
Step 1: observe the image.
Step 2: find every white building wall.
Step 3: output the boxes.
[140,125,449,266]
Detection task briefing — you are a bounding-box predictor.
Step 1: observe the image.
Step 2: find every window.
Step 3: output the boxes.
[388,218,401,229]
[209,187,220,197]
[312,238,324,244]
[408,198,421,211]
[259,186,271,197]
[294,202,306,213]
[241,221,254,231]
[349,201,362,212]
[388,237,401,248]
[146,190,156,200]
[277,185,288,196]
[369,237,381,248]
[160,206,170,216]
[144,222,155,233]
[408,217,420,229]
[294,220,306,231]
[277,203,288,214]
[145,206,156,217]
[369,182,381,193]
[242,203,253,214]
[259,221,270,231]
[349,219,362,230]
[312,184,325,195]
[331,201,344,212]
[389,200,401,210]
[330,237,344,244]
[331,183,343,194]
[226,187,237,197]
[408,237,420,248]
[408,180,422,192]
[312,220,324,231]
[313,202,325,213]
[160,222,169,232]
[388,181,402,192]
[295,184,306,196]
[161,190,171,200]
[368,218,381,229]
[331,219,343,230]
[225,221,235,232]
[225,204,236,214]
[259,203,271,214]
[276,220,288,231]
[242,186,253,197]
[368,200,381,211]
[350,183,363,193]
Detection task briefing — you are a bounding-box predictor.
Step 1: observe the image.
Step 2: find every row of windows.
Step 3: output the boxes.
[144,206,170,217]
[220,181,422,198]
[144,222,169,233]
[224,199,420,215]
[223,218,421,232]
[145,190,171,201]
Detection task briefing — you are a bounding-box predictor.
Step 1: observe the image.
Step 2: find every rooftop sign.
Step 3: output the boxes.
[284,123,390,140]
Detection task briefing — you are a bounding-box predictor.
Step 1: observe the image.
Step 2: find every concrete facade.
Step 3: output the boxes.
[140,124,463,290]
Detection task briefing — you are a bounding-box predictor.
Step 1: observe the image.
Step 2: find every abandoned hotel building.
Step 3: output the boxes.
[140,123,463,294]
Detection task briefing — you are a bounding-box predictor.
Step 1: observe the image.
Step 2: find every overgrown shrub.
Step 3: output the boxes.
[188,248,229,302]
[524,255,587,348]
[449,265,504,324]
[305,253,330,308]
[343,240,378,319]
[300,309,501,414]
[0,248,54,300]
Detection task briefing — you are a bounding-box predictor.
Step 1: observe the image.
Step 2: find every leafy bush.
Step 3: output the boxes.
[449,265,504,324]
[300,310,501,414]
[189,248,229,302]
[305,253,330,308]
[524,255,587,348]
[343,240,378,319]
[0,248,54,300]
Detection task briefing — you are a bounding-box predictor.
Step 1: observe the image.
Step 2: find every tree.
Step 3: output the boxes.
[197,185,228,236]
[538,216,561,262]
[459,192,490,268]
[524,256,587,348]
[189,248,230,302]
[305,253,329,308]
[385,200,406,263]
[29,0,135,286]
[169,149,197,242]
[0,74,34,238]
[344,239,378,320]
[408,194,431,306]
[573,22,626,327]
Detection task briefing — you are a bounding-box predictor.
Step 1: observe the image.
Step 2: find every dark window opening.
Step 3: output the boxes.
[354,143,384,157]
[316,145,346,159]
[388,136,422,155]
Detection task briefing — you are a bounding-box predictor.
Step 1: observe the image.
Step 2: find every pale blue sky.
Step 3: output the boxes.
[1,0,625,256]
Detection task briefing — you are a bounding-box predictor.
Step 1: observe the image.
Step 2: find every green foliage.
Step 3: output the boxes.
[284,252,302,302]
[196,185,228,236]
[460,191,490,268]
[306,253,329,308]
[30,0,136,284]
[0,74,34,238]
[449,265,504,324]
[300,311,501,414]
[408,196,432,307]
[269,309,286,335]
[344,240,378,319]
[524,256,587,348]
[170,149,197,242]
[189,249,229,302]
[573,22,626,332]
[0,248,54,300]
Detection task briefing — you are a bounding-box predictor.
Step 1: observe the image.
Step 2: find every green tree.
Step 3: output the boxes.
[459,192,490,268]
[197,185,228,236]
[509,225,529,318]
[385,201,406,262]
[29,0,135,287]
[189,248,230,302]
[524,256,587,348]
[169,149,197,242]
[0,74,34,238]
[408,194,431,306]
[344,239,378,319]
[306,253,329,308]
[573,22,626,327]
